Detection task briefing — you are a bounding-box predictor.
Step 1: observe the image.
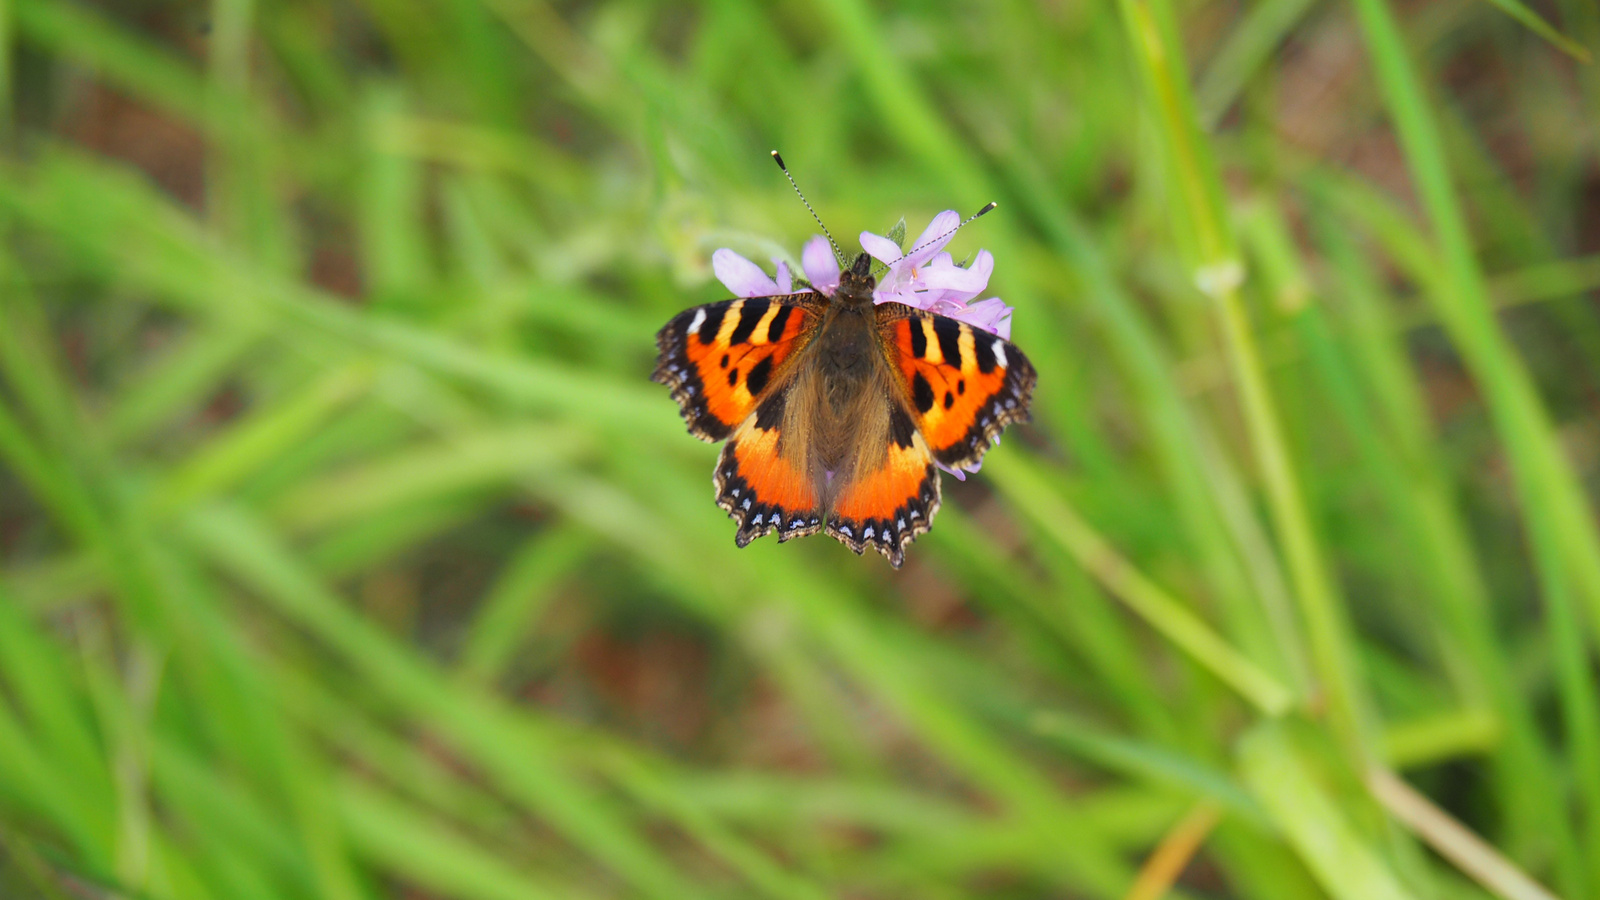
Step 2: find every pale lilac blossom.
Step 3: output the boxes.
[860,210,960,298]
[859,211,1013,341]
[712,213,1012,340]
[801,235,840,293]
[712,248,793,298]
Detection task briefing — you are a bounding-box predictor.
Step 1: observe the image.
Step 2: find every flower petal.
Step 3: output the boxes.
[873,286,930,309]
[772,259,793,294]
[859,230,903,267]
[801,236,840,291]
[916,249,992,302]
[947,296,1013,338]
[902,210,962,269]
[712,248,781,298]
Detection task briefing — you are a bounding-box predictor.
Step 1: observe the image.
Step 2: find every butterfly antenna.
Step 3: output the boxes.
[772,151,846,267]
[877,201,998,276]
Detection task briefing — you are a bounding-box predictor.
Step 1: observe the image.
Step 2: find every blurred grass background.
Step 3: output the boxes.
[1,0,1599,896]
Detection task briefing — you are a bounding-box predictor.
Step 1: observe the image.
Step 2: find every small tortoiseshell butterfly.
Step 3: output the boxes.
[653,154,1037,567]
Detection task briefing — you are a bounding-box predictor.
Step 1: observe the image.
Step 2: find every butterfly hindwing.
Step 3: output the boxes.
[652,294,821,441]
[876,303,1037,471]
[825,404,940,568]
[714,385,825,546]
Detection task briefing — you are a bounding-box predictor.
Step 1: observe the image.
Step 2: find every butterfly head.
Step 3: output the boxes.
[835,252,877,306]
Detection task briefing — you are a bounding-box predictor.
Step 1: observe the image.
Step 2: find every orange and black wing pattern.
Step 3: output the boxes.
[824,404,940,568]
[875,303,1037,472]
[714,386,826,548]
[652,294,821,442]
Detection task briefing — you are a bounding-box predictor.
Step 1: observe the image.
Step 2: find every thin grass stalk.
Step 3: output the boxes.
[1349,0,1600,888]
[987,455,1294,717]
[1367,769,1563,900]
[1238,726,1419,900]
[1115,0,1374,758]
[1349,0,1600,653]
[992,150,1311,695]
[1313,209,1586,870]
[1529,503,1600,891]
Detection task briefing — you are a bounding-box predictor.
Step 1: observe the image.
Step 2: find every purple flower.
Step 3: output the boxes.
[710,235,843,300]
[860,212,1013,340]
[712,248,794,298]
[712,214,1012,340]
[801,235,840,293]
[710,214,1015,480]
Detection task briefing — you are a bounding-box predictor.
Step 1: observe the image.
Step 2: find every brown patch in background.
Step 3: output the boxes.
[572,627,714,749]
[58,83,207,209]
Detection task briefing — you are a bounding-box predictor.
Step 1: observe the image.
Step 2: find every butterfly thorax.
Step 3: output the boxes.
[833,252,877,308]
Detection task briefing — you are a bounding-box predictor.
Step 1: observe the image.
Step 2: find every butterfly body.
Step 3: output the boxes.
[654,252,1035,567]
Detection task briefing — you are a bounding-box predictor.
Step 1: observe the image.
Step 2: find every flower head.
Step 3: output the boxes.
[711,212,1012,339]
[859,211,1012,340]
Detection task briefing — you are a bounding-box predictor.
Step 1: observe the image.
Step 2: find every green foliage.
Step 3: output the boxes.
[0,0,1596,896]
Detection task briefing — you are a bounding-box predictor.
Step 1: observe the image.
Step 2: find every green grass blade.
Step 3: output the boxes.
[987,454,1294,716]
[1116,0,1375,758]
[1239,725,1419,900]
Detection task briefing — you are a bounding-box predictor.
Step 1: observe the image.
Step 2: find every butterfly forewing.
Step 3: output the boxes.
[652,293,822,441]
[874,302,1037,471]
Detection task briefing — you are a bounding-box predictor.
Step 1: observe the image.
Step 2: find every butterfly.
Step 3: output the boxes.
[652,165,1036,568]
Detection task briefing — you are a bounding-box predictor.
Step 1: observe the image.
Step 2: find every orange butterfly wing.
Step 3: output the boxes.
[652,294,821,441]
[824,403,940,568]
[655,293,827,546]
[714,386,825,548]
[875,303,1037,471]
